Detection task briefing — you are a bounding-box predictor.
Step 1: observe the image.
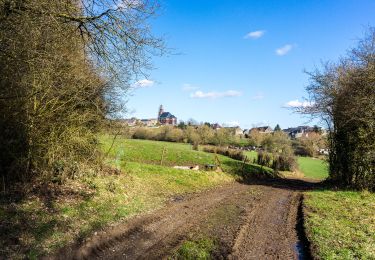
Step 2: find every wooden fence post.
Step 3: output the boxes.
[214,153,222,168]
[160,147,167,166]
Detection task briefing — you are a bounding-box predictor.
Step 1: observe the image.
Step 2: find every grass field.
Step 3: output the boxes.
[297,157,329,180]
[1,137,272,259]
[104,137,216,166]
[102,137,273,178]
[304,190,375,259]
[244,150,258,163]
[245,150,329,180]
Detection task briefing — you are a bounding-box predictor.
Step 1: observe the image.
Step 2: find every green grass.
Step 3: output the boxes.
[304,190,375,259]
[245,149,328,180]
[244,151,258,162]
[173,238,216,260]
[297,156,328,180]
[102,136,273,177]
[103,137,216,166]
[1,136,272,258]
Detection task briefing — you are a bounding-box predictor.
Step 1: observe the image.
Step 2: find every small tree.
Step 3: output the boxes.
[196,125,214,144]
[213,128,232,146]
[178,121,187,129]
[185,126,201,145]
[248,130,264,147]
[261,132,297,171]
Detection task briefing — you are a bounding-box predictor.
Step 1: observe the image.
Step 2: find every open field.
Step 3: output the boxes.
[244,150,258,162]
[2,137,371,259]
[102,136,274,178]
[297,157,328,180]
[0,137,271,259]
[304,190,375,259]
[245,150,328,180]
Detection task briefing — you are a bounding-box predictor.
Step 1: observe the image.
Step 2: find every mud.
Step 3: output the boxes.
[55,178,316,260]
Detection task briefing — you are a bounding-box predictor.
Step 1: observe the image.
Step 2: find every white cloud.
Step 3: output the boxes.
[182,83,198,91]
[285,99,313,108]
[251,92,264,100]
[244,30,266,39]
[223,121,240,127]
[276,44,293,56]
[190,90,242,99]
[133,79,154,88]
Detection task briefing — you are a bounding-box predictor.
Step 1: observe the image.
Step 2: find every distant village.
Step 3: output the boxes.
[119,104,327,140]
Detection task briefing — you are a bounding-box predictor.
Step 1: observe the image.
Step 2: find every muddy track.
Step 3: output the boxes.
[56,179,316,260]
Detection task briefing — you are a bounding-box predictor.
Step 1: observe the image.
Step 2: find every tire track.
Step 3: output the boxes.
[54,179,315,260]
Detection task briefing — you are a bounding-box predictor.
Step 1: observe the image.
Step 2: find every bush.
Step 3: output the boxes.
[257,151,297,171]
[132,127,156,140]
[293,143,313,157]
[272,154,297,171]
[293,133,326,157]
[203,146,245,161]
[164,127,185,142]
[0,0,164,187]
[257,151,273,168]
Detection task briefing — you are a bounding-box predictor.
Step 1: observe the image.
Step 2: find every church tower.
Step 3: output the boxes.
[158,105,164,121]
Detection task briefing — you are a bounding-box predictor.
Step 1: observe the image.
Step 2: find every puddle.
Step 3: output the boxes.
[295,195,313,260]
[295,241,310,260]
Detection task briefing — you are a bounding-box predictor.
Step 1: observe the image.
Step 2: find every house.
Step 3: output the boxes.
[225,126,243,136]
[283,126,315,139]
[158,105,177,125]
[140,118,158,127]
[211,123,222,130]
[233,126,244,136]
[122,117,139,127]
[250,126,273,134]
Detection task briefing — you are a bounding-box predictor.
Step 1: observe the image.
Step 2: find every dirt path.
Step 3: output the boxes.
[58,179,315,260]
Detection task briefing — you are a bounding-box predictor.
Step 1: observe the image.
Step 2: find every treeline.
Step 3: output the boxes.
[248,128,326,158]
[130,125,246,146]
[255,132,297,171]
[127,126,298,171]
[303,28,375,190]
[203,146,245,161]
[0,0,162,187]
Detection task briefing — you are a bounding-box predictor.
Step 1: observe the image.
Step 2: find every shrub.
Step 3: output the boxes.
[203,146,245,161]
[272,153,297,171]
[257,151,297,171]
[257,151,272,168]
[164,127,185,142]
[0,0,164,186]
[132,127,156,140]
[192,142,199,151]
[294,133,326,157]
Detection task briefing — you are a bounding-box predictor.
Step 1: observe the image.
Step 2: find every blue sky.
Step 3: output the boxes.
[126,0,375,129]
